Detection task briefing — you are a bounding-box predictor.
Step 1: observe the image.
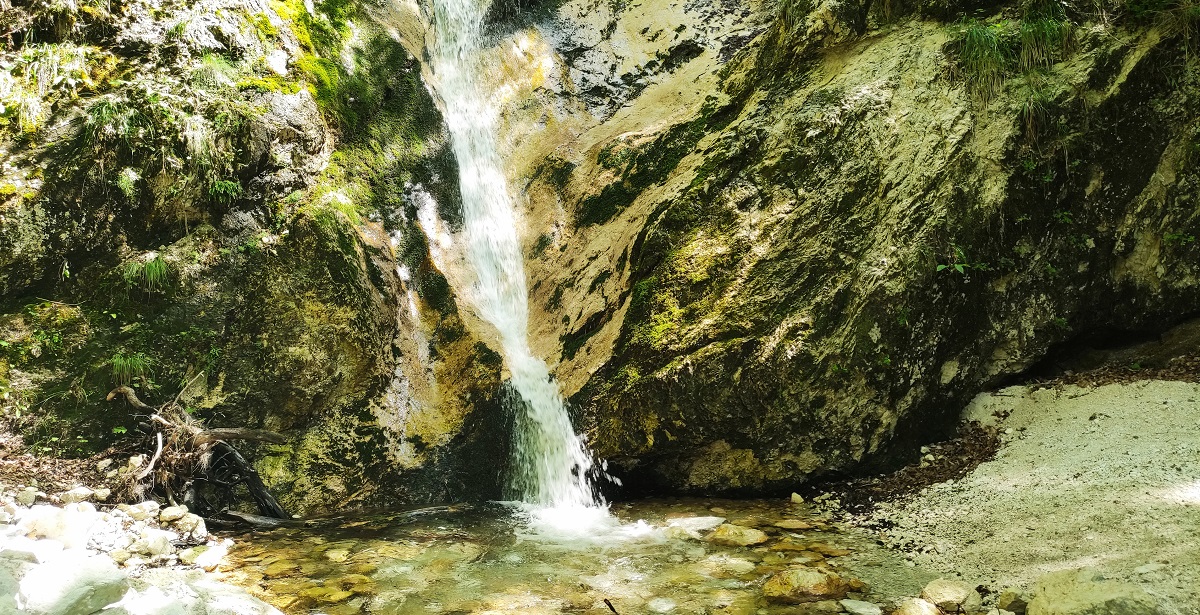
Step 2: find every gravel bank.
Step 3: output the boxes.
[870,380,1200,614]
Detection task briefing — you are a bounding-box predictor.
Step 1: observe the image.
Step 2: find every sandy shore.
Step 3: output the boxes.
[869,380,1200,614]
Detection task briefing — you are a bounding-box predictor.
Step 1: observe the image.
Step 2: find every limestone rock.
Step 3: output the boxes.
[173,513,207,540]
[707,523,769,547]
[1026,569,1166,615]
[921,578,982,613]
[56,488,93,505]
[159,506,188,523]
[667,516,726,533]
[998,588,1029,615]
[18,554,130,615]
[841,599,883,615]
[892,597,941,615]
[762,567,848,603]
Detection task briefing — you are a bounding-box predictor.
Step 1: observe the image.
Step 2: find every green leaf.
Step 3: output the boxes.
[936,264,948,271]
[954,264,965,274]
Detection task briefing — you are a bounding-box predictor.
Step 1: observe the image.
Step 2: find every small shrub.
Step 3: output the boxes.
[208,179,242,205]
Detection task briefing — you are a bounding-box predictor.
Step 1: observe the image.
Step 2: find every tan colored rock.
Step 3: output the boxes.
[774,519,813,530]
[806,542,852,557]
[921,578,981,613]
[707,523,769,547]
[891,597,940,615]
[1026,569,1166,615]
[997,588,1028,615]
[159,505,188,523]
[762,567,849,603]
[264,561,301,578]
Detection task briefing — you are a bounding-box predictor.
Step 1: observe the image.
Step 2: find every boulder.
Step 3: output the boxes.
[1026,569,1166,615]
[921,578,982,613]
[762,567,848,603]
[997,588,1029,615]
[706,523,769,547]
[17,554,129,615]
[892,597,941,615]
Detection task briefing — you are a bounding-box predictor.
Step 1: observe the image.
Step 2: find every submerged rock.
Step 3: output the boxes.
[761,567,849,603]
[706,523,769,546]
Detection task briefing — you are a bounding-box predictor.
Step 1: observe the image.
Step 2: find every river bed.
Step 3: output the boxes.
[220,498,937,614]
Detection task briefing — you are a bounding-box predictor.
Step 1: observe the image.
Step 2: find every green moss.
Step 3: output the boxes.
[237,75,302,94]
[248,11,280,40]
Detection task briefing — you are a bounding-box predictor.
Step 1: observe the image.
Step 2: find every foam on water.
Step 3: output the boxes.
[426,0,605,518]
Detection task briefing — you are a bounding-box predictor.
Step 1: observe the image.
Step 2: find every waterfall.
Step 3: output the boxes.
[428,0,603,513]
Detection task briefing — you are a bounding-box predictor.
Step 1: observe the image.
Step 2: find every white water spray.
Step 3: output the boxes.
[428,0,603,514]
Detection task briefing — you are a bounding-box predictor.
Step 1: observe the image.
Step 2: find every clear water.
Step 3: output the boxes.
[223,498,931,614]
[427,0,601,514]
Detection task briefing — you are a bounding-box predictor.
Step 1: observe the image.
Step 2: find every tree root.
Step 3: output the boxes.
[106,384,289,519]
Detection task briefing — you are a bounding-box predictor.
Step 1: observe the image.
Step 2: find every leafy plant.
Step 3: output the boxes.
[110,351,151,385]
[1165,232,1196,245]
[208,179,242,204]
[937,244,989,274]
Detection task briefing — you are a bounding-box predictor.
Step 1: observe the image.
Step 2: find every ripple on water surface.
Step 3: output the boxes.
[222,498,933,614]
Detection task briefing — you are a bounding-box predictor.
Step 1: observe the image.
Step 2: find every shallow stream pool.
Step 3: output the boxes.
[220,498,936,614]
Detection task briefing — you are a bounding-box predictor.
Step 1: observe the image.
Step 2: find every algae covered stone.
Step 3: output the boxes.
[761,567,848,603]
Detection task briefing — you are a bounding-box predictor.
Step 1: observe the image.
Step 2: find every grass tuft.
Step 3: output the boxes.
[110,351,151,386]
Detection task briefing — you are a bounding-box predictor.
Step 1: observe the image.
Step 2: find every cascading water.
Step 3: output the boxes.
[428,0,604,518]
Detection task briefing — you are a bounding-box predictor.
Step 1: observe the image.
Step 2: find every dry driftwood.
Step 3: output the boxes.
[107,384,289,519]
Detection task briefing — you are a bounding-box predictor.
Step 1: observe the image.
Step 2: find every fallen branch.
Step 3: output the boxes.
[135,432,163,481]
[107,384,290,519]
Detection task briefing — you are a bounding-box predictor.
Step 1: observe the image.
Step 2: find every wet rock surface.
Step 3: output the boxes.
[0,488,277,615]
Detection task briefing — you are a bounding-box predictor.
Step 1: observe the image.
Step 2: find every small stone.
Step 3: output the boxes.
[92,488,111,502]
[774,519,813,530]
[132,528,176,557]
[325,548,351,562]
[762,567,849,603]
[57,486,94,504]
[159,505,188,523]
[120,500,160,521]
[110,549,133,564]
[96,459,113,471]
[791,493,805,504]
[174,513,206,539]
[16,488,38,506]
[840,599,883,615]
[892,597,940,615]
[922,578,982,613]
[707,523,769,547]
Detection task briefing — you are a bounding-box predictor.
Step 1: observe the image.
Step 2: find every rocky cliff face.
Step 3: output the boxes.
[449,0,1200,493]
[2,0,1198,509]
[0,0,510,513]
